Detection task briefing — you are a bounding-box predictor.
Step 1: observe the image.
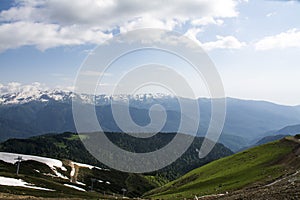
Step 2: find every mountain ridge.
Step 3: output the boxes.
[1,90,300,151]
[250,123,300,147]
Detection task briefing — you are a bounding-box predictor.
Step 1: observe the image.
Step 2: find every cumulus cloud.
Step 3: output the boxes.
[184,28,203,44]
[119,16,179,33]
[185,29,246,51]
[0,21,113,51]
[202,35,246,51]
[0,82,47,94]
[0,0,240,52]
[1,0,238,26]
[0,82,76,94]
[255,28,300,50]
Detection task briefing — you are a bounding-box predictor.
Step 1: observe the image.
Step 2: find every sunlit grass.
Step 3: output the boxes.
[147,139,294,199]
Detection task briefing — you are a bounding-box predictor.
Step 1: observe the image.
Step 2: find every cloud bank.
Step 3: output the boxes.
[0,0,240,52]
[255,29,300,50]
[0,82,47,94]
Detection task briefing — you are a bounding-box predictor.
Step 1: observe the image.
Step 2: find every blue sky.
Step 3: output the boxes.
[0,0,300,105]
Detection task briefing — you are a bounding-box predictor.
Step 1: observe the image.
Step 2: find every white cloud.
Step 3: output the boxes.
[185,30,246,51]
[0,0,240,52]
[1,0,238,26]
[202,35,246,51]
[0,82,76,94]
[255,29,300,51]
[0,82,47,94]
[119,16,179,33]
[0,22,112,52]
[184,28,203,46]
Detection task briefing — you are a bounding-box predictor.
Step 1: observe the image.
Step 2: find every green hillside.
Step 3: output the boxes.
[0,132,232,181]
[146,135,300,199]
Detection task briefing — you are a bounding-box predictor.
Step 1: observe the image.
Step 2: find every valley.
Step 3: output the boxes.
[1,0,299,199]
[0,91,300,199]
[0,134,299,199]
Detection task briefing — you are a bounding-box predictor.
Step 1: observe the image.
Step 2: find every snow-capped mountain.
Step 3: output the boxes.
[1,89,300,152]
[0,89,174,105]
[0,89,72,105]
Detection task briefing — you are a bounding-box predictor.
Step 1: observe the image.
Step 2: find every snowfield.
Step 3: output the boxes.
[72,161,109,171]
[0,176,54,191]
[73,161,95,169]
[0,152,69,180]
[69,161,109,179]
[0,152,111,186]
[0,88,174,105]
[0,152,67,171]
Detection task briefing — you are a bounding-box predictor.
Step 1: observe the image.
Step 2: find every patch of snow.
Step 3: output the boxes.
[72,161,109,171]
[64,184,86,192]
[76,181,86,186]
[53,170,68,180]
[106,181,110,184]
[93,166,103,170]
[60,166,67,171]
[42,173,57,178]
[0,152,65,171]
[0,176,54,191]
[94,166,110,171]
[0,152,68,180]
[73,161,94,169]
[43,171,68,180]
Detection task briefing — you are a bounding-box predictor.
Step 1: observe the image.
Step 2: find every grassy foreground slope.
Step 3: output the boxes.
[146,135,300,200]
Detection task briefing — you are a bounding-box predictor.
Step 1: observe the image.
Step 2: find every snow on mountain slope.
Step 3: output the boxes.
[63,184,86,192]
[0,90,76,105]
[0,152,111,185]
[0,88,173,105]
[68,160,110,183]
[0,176,54,191]
[0,152,67,172]
[72,161,108,171]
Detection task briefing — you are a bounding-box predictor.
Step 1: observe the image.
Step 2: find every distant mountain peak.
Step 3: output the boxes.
[0,89,175,105]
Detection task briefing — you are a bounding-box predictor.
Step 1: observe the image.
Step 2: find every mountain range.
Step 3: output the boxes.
[253,124,300,146]
[1,89,300,151]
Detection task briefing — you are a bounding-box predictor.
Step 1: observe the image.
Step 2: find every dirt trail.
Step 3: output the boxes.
[265,170,299,187]
[68,161,80,183]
